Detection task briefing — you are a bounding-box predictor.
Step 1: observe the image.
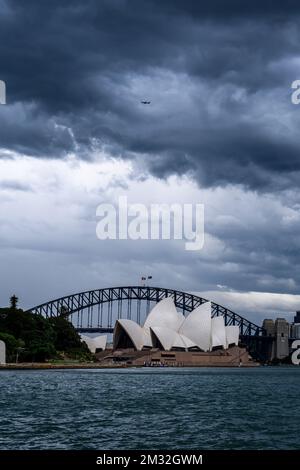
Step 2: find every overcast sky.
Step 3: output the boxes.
[1,0,300,324]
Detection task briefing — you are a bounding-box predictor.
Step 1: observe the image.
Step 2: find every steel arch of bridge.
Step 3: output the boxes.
[26,286,263,336]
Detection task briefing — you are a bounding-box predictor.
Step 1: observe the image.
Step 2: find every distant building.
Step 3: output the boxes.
[262,319,275,337]
[294,311,300,324]
[0,340,6,365]
[262,318,290,361]
[290,311,300,339]
[275,318,290,359]
[262,319,276,360]
[291,324,300,339]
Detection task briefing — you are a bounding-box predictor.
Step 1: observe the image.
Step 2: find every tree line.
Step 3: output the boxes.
[0,296,92,362]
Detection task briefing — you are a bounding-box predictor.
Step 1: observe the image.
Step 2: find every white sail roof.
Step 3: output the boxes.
[81,334,93,351]
[179,334,198,350]
[114,319,145,351]
[179,302,212,352]
[92,335,107,352]
[225,325,239,347]
[150,326,177,351]
[142,328,153,348]
[144,297,184,331]
[150,326,197,351]
[211,316,227,349]
[81,334,107,353]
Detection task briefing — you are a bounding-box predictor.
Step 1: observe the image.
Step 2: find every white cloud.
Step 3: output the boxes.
[199,290,300,323]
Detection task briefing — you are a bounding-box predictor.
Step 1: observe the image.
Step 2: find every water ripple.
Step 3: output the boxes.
[0,367,299,449]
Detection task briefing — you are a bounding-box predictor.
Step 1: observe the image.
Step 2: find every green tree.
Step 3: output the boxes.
[0,305,92,362]
[49,316,92,360]
[9,295,19,310]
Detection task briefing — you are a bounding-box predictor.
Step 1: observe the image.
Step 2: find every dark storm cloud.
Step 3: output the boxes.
[0,0,300,189]
[160,0,300,18]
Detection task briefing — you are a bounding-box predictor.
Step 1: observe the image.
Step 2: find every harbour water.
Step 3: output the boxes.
[0,367,299,450]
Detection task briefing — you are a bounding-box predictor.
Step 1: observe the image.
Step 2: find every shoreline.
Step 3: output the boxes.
[0,362,260,370]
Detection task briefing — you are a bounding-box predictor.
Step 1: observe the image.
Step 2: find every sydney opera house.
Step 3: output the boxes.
[81,298,254,366]
[113,298,239,352]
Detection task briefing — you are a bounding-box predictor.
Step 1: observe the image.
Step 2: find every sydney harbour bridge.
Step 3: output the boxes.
[26,286,269,360]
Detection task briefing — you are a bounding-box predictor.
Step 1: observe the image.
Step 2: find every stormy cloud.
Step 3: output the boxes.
[0,0,300,190]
